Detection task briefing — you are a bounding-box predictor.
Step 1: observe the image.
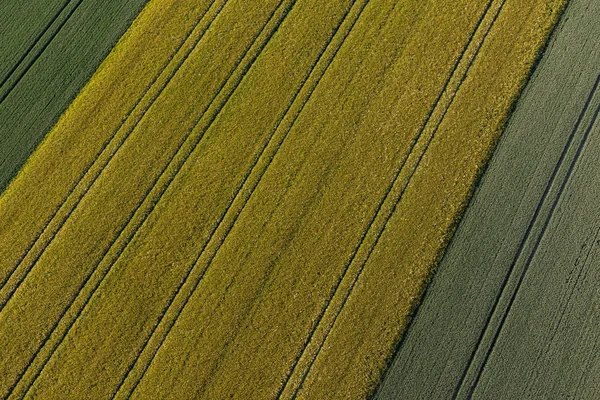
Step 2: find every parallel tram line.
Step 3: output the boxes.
[0,0,225,307]
[3,2,228,393]
[113,0,372,397]
[13,1,297,397]
[275,0,508,397]
[0,0,80,104]
[458,74,600,399]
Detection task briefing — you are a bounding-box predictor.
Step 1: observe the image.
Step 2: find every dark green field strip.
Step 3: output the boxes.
[0,0,83,104]
[375,0,600,398]
[0,0,66,83]
[0,0,149,193]
[473,79,600,398]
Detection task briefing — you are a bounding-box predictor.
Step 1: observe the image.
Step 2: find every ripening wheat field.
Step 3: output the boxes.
[0,0,567,398]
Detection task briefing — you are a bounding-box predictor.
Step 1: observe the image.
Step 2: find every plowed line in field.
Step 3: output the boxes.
[0,0,79,104]
[277,0,506,397]
[458,74,600,399]
[15,2,295,398]
[114,1,369,398]
[0,0,225,310]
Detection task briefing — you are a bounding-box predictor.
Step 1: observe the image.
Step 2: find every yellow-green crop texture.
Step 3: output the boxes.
[0,0,566,398]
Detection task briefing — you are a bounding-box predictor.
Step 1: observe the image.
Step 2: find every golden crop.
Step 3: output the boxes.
[0,0,565,398]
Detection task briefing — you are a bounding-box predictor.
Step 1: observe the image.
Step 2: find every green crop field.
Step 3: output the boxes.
[0,0,566,398]
[0,0,149,193]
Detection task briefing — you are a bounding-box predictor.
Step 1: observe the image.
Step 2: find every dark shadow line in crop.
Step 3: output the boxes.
[2,0,229,396]
[0,0,83,105]
[462,74,600,399]
[0,0,223,311]
[121,1,372,397]
[16,1,294,398]
[0,0,71,92]
[452,73,600,400]
[276,0,505,397]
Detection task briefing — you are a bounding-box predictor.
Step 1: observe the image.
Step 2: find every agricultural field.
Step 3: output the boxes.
[0,0,149,193]
[0,0,568,399]
[377,0,600,398]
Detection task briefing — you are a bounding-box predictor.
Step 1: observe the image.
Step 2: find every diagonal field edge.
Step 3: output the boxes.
[113,0,373,397]
[452,73,600,399]
[371,3,576,397]
[16,1,296,397]
[0,0,225,309]
[460,74,600,399]
[279,0,507,397]
[0,0,79,105]
[0,0,221,289]
[1,0,227,393]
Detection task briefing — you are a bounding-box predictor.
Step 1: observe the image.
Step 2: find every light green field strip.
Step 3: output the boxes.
[0,0,216,287]
[127,0,497,398]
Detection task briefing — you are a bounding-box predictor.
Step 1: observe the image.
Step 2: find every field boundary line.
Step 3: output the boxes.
[112,1,371,397]
[455,74,600,399]
[274,0,507,397]
[0,0,225,311]
[12,1,296,398]
[0,0,80,104]
[2,0,228,396]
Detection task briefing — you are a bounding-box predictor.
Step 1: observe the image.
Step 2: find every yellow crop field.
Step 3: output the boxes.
[0,0,565,398]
